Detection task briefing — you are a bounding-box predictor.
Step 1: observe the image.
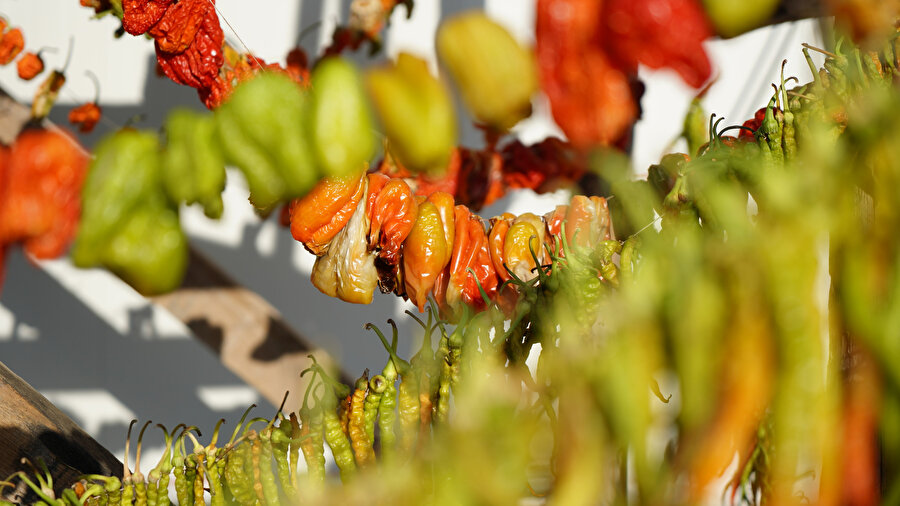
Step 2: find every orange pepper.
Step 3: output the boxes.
[290,175,365,255]
[0,27,24,65]
[445,205,497,313]
[402,201,448,311]
[488,213,515,283]
[368,179,418,266]
[0,128,89,260]
[68,103,103,134]
[16,51,43,80]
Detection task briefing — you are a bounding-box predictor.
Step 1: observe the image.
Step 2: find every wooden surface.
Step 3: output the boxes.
[150,248,348,413]
[0,361,123,503]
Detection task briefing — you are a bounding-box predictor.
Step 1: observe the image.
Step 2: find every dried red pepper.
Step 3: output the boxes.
[536,0,637,148]
[122,0,173,36]
[69,102,103,134]
[16,51,44,80]
[603,0,713,89]
[155,4,224,92]
[444,205,497,313]
[0,27,24,65]
[149,0,210,54]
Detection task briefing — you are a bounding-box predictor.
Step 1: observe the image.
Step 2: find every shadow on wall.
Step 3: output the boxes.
[0,249,268,456]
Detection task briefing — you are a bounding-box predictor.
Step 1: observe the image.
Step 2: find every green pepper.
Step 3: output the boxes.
[436,12,537,131]
[72,130,161,268]
[72,130,187,295]
[309,57,375,178]
[161,109,226,219]
[223,441,255,505]
[682,97,708,157]
[366,52,457,174]
[214,72,317,214]
[363,374,386,446]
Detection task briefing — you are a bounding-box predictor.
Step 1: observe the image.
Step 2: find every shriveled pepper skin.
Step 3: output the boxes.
[488,214,515,283]
[148,0,210,54]
[0,27,24,65]
[154,1,223,93]
[122,0,173,35]
[445,205,498,313]
[403,202,449,311]
[68,103,103,134]
[368,179,418,265]
[290,176,364,255]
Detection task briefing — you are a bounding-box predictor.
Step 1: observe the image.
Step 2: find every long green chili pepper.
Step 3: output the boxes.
[288,413,301,486]
[363,374,386,446]
[13,473,59,506]
[256,426,280,506]
[779,62,798,161]
[85,475,120,506]
[348,371,375,467]
[181,432,207,506]
[223,439,255,506]
[298,367,327,485]
[146,425,170,506]
[203,419,227,506]
[306,356,356,480]
[368,320,408,460]
[266,392,296,502]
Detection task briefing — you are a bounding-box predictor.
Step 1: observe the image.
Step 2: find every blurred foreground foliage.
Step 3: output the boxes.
[8,28,900,506]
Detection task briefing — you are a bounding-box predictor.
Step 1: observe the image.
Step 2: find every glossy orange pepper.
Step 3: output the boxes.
[445,205,497,313]
[505,213,545,282]
[369,179,418,266]
[290,175,365,255]
[488,213,515,283]
[402,202,448,311]
[544,204,568,257]
[426,191,455,266]
[564,195,613,249]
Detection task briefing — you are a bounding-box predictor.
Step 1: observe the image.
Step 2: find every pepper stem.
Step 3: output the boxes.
[227,405,257,447]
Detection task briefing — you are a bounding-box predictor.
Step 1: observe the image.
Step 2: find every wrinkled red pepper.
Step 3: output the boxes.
[122,0,173,36]
[155,3,223,92]
[149,0,211,54]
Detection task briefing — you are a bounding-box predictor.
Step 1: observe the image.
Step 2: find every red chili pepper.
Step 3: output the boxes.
[16,51,44,80]
[602,0,713,88]
[368,178,418,267]
[445,205,497,313]
[68,102,103,134]
[149,0,210,54]
[285,47,310,85]
[122,0,173,36]
[739,107,768,141]
[155,4,223,92]
[487,213,515,283]
[0,27,25,65]
[535,0,638,148]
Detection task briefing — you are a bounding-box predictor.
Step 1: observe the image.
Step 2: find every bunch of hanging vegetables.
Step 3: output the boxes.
[5,0,900,504]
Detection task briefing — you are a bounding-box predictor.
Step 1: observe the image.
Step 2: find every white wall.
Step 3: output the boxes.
[0,0,823,472]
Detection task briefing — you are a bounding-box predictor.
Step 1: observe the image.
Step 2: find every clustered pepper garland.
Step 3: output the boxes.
[288,168,614,319]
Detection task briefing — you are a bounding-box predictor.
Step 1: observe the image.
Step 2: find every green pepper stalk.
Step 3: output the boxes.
[121,420,137,506]
[288,413,301,486]
[146,425,170,506]
[181,432,207,506]
[223,438,255,506]
[83,475,121,506]
[256,424,280,506]
[367,321,406,461]
[172,426,196,506]
[434,312,468,425]
[132,421,152,506]
[363,374,386,446]
[201,419,227,506]
[268,392,297,502]
[779,61,798,161]
[12,472,61,506]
